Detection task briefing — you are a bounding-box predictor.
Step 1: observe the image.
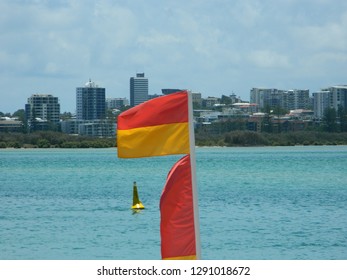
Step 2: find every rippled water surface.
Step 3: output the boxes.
[1,146,346,259]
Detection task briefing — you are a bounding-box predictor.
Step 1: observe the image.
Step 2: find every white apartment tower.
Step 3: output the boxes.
[313,90,330,119]
[25,94,60,130]
[313,85,347,119]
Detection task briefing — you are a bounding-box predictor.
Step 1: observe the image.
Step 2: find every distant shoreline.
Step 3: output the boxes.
[2,130,347,149]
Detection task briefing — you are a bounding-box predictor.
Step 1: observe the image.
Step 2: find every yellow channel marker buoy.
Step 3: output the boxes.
[131,181,145,209]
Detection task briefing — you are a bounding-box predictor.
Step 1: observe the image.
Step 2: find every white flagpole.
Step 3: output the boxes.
[187,90,201,259]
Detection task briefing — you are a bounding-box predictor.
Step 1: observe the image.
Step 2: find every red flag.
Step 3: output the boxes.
[160,155,196,260]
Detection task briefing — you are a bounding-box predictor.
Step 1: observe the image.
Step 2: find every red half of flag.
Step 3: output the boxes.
[160,154,196,260]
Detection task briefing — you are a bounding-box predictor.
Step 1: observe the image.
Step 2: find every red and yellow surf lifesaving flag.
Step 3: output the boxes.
[117,91,190,158]
[160,154,196,260]
[117,90,200,260]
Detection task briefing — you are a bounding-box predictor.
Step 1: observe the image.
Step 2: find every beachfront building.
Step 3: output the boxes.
[78,120,115,137]
[327,85,347,111]
[282,89,310,111]
[250,88,280,109]
[61,118,116,138]
[25,94,60,131]
[130,73,148,107]
[250,88,310,111]
[313,90,330,119]
[203,96,220,108]
[61,79,114,137]
[76,79,106,121]
[106,97,129,110]
[192,92,203,108]
[313,86,347,119]
[0,117,23,133]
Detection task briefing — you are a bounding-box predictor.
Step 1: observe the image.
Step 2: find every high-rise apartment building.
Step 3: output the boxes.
[313,90,330,119]
[327,85,347,110]
[25,94,60,131]
[313,85,347,119]
[76,79,106,120]
[282,89,310,111]
[250,88,310,111]
[250,88,280,109]
[130,73,148,107]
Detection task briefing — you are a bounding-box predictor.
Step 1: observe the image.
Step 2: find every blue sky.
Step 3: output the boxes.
[1,0,347,113]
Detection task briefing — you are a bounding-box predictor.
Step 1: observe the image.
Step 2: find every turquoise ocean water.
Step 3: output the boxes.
[0,146,346,260]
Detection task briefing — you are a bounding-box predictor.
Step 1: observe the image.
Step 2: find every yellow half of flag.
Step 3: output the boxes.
[117,122,189,158]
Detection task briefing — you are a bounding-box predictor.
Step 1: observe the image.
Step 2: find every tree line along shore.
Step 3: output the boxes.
[1,130,347,149]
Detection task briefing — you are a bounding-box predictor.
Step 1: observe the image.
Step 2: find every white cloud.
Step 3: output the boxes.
[230,0,262,28]
[247,50,290,68]
[297,51,347,78]
[137,32,182,47]
[293,11,347,52]
[92,2,137,48]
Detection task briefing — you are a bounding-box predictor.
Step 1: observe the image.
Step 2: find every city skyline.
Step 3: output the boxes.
[2,80,347,115]
[1,0,347,113]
